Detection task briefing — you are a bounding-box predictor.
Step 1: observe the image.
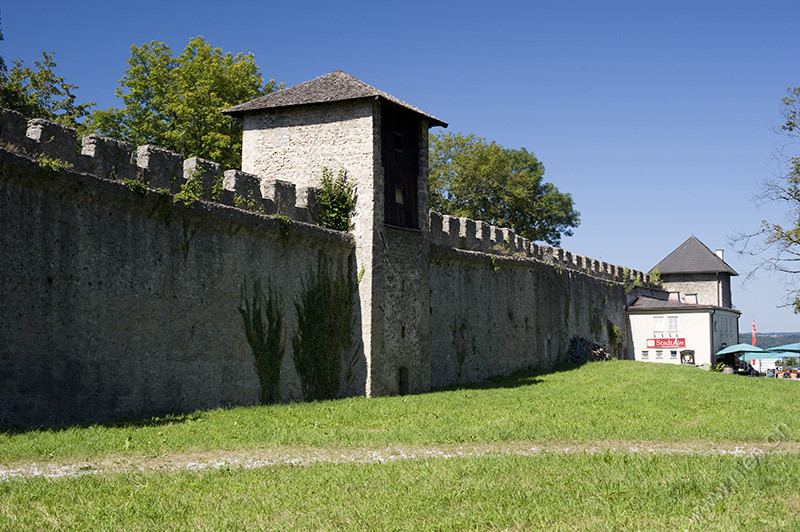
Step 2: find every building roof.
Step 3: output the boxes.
[627,295,741,314]
[652,236,738,276]
[222,70,448,128]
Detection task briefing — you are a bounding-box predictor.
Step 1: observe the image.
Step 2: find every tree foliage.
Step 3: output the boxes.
[429,131,579,246]
[740,86,800,312]
[0,16,93,130]
[87,37,278,170]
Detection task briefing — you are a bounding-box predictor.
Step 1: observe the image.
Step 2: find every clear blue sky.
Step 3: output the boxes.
[3,1,798,332]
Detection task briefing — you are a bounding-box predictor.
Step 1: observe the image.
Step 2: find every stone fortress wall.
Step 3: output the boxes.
[0,108,656,427]
[427,213,638,388]
[0,109,361,427]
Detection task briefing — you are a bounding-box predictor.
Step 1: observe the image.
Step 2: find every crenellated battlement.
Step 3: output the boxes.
[429,210,654,286]
[0,108,319,225]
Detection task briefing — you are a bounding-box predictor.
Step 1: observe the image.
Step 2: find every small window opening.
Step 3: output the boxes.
[395,186,405,206]
[394,132,404,152]
[401,326,406,338]
[398,366,409,395]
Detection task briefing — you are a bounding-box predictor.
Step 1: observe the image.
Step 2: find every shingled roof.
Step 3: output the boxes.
[222,70,447,128]
[627,295,741,313]
[652,236,738,276]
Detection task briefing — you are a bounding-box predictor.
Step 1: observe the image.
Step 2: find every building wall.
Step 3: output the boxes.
[662,273,732,308]
[629,308,739,366]
[241,101,376,194]
[366,115,432,396]
[243,101,386,398]
[712,310,740,353]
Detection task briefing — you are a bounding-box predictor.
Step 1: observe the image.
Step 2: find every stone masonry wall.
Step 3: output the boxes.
[661,273,731,308]
[242,101,383,398]
[428,212,646,387]
[0,109,361,427]
[0,105,658,427]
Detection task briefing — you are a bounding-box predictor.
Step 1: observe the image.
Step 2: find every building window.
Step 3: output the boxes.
[642,351,649,360]
[653,316,664,333]
[667,316,678,333]
[655,350,663,359]
[686,294,698,304]
[670,350,678,359]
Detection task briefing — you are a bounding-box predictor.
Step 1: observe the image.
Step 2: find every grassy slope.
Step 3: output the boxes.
[2,360,799,463]
[4,361,800,530]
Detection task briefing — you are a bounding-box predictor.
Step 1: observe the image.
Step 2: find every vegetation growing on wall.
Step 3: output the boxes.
[36,155,70,179]
[238,278,284,404]
[174,174,203,206]
[607,320,622,353]
[292,254,354,400]
[122,177,147,195]
[649,267,663,288]
[315,167,356,232]
[622,267,642,294]
[452,317,469,379]
[234,190,264,213]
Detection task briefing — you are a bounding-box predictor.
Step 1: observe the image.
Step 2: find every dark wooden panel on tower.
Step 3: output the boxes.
[382,104,420,228]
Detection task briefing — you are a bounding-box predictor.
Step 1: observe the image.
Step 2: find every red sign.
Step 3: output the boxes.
[646,338,686,348]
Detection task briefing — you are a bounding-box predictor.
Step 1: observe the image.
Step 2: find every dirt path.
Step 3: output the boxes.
[3,440,800,481]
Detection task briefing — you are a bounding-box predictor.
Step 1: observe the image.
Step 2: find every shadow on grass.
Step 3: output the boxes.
[1,411,205,436]
[433,361,587,392]
[3,362,610,434]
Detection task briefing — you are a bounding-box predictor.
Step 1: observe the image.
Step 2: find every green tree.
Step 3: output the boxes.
[429,131,579,246]
[740,86,800,312]
[87,37,278,170]
[0,16,93,130]
[0,15,5,72]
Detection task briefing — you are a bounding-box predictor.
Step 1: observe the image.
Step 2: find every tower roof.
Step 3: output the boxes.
[652,236,738,276]
[222,70,447,127]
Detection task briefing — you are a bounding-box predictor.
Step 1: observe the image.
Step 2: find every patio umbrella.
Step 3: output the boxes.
[716,343,768,355]
[737,352,783,360]
[767,343,800,353]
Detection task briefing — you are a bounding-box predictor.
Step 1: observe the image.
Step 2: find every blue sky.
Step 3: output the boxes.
[3,1,798,332]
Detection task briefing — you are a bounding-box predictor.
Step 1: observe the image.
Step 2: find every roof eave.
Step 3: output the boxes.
[627,304,742,314]
[222,95,448,128]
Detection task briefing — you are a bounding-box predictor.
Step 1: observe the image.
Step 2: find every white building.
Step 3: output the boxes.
[628,237,740,366]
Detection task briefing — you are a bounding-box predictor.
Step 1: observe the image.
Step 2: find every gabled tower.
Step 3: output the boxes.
[652,235,738,308]
[224,71,447,396]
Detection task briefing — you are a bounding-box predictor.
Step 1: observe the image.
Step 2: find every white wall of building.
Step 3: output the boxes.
[629,309,739,367]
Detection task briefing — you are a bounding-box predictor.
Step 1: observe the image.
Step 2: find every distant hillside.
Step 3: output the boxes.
[738,332,800,349]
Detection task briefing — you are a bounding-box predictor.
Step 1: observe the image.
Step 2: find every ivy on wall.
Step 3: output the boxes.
[292,253,354,401]
[238,278,284,404]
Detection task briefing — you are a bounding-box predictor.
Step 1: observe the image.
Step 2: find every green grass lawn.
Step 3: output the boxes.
[2,361,799,464]
[2,453,800,530]
[2,361,800,530]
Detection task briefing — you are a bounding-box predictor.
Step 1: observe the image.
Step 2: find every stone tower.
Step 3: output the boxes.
[651,236,738,308]
[223,71,447,396]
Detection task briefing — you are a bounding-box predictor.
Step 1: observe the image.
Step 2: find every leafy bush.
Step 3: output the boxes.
[316,167,356,231]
